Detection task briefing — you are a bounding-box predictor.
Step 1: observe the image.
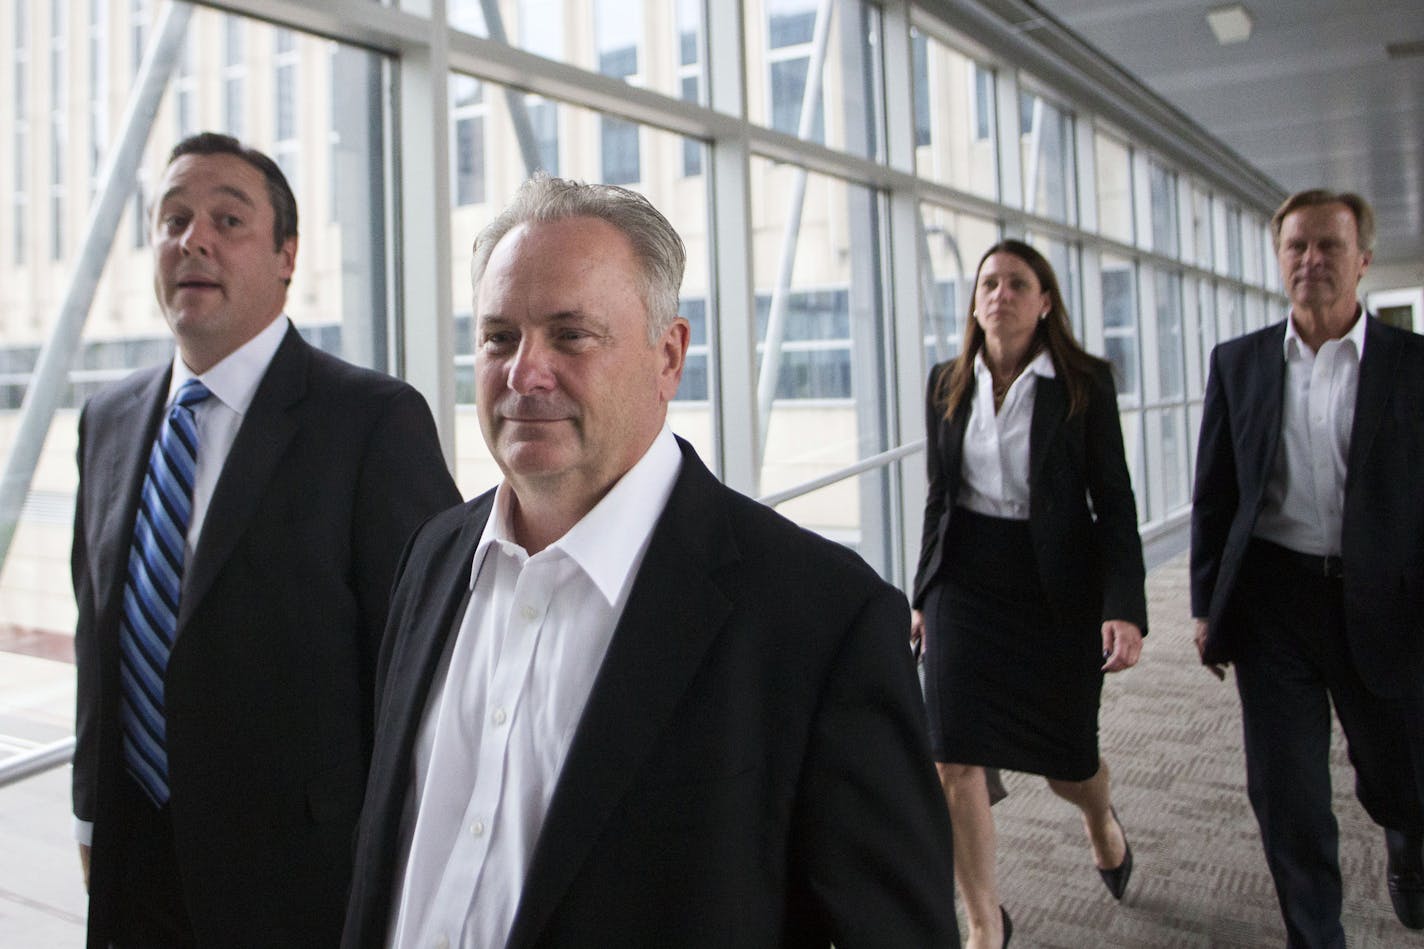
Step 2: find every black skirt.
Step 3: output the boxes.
[923,506,1103,781]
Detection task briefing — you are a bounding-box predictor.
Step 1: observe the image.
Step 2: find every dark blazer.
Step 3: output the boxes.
[342,438,959,949]
[912,360,1147,634]
[72,324,461,948]
[1190,314,1424,697]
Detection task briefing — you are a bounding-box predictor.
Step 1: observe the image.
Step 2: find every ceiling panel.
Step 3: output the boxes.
[1032,0,1424,267]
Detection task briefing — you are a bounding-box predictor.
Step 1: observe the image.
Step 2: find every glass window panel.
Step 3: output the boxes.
[1145,406,1188,518]
[920,203,998,369]
[1149,160,1178,257]
[911,31,997,200]
[748,0,883,160]
[0,7,390,639]
[600,115,642,185]
[1028,233,1083,340]
[449,86,710,496]
[1195,277,1216,394]
[1095,132,1132,242]
[1101,253,1139,400]
[749,156,891,576]
[1216,284,1243,340]
[1152,268,1184,401]
[1191,185,1212,269]
[1020,89,1074,222]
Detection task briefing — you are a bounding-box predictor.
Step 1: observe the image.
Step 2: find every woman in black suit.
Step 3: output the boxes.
[910,240,1148,948]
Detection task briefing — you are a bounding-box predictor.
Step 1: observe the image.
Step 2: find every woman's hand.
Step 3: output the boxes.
[1100,619,1143,672]
[910,608,925,655]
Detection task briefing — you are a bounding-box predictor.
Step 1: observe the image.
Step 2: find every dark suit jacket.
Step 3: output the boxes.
[912,360,1148,634]
[342,438,959,948]
[1190,315,1424,698]
[72,324,461,948]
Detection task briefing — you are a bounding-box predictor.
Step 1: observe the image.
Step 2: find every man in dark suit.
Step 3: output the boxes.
[341,175,957,949]
[71,132,460,947]
[1191,189,1424,947]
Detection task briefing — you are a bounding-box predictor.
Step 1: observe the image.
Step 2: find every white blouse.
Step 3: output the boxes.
[956,349,1056,521]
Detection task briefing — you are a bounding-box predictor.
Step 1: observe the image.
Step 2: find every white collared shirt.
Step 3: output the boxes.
[1253,308,1366,557]
[956,350,1055,521]
[388,425,682,949]
[170,313,289,556]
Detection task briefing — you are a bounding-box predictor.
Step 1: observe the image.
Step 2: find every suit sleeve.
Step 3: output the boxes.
[791,583,959,947]
[911,364,949,607]
[1189,344,1237,619]
[71,404,99,824]
[1084,365,1148,632]
[351,386,461,667]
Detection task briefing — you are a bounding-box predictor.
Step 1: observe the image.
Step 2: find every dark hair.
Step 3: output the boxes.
[167,132,299,252]
[933,239,1106,421]
[1271,189,1375,254]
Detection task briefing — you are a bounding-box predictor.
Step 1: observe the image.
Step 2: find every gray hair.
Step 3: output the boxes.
[471,173,686,343]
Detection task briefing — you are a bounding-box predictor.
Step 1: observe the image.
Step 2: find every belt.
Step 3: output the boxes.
[1250,538,1344,579]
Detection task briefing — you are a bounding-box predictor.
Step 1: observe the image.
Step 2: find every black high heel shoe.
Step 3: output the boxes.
[999,905,1013,948]
[1098,807,1134,900]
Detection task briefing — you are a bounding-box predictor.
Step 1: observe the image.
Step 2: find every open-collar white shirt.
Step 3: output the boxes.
[389,425,682,949]
[1253,306,1367,557]
[956,349,1055,521]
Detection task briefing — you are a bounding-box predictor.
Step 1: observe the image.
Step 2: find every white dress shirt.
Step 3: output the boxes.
[73,314,288,846]
[1253,309,1366,557]
[388,425,682,949]
[956,349,1055,521]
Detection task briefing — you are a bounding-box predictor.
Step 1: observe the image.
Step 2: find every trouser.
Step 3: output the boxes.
[1232,538,1424,949]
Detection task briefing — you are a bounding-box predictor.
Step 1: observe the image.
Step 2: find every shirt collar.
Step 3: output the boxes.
[169,314,290,413]
[1283,304,1367,361]
[470,425,683,607]
[971,348,1056,380]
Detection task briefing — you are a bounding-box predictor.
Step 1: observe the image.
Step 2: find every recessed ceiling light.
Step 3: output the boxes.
[1206,4,1254,45]
[1386,39,1424,59]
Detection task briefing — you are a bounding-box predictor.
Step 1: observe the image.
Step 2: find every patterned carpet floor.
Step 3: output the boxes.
[977,553,1424,947]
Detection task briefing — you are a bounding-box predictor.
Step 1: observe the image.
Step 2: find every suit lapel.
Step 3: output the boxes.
[1346,315,1396,492]
[178,327,305,631]
[1029,374,1067,491]
[1243,324,1287,501]
[92,368,170,619]
[506,442,736,949]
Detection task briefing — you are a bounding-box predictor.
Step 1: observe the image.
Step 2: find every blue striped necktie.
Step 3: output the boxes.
[119,378,211,807]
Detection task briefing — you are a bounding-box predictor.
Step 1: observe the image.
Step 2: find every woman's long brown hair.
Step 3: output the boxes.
[933,238,1107,422]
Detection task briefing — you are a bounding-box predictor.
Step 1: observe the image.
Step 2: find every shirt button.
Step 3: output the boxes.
[520,604,538,621]
[435,936,450,949]
[470,820,485,837]
[492,707,508,726]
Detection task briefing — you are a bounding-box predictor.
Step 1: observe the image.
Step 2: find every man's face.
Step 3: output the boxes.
[474,216,688,504]
[152,153,296,370]
[1277,202,1371,317]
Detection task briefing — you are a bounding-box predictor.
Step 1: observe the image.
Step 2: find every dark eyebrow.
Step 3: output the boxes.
[157,183,258,210]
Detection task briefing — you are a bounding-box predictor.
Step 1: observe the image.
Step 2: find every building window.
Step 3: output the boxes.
[174,35,196,139]
[527,97,559,175]
[88,0,107,197]
[755,289,852,400]
[450,74,486,207]
[911,30,931,148]
[1148,160,1179,257]
[595,0,641,184]
[49,1,66,261]
[766,0,824,143]
[1094,131,1133,242]
[674,297,709,401]
[677,0,702,176]
[13,0,29,266]
[1020,89,1074,223]
[273,29,299,192]
[222,17,245,138]
[1101,256,1139,400]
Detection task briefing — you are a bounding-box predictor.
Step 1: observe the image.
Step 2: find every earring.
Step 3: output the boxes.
[1039,311,1049,321]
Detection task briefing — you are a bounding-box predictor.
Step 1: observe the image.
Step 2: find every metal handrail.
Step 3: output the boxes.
[757,439,926,508]
[0,737,75,790]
